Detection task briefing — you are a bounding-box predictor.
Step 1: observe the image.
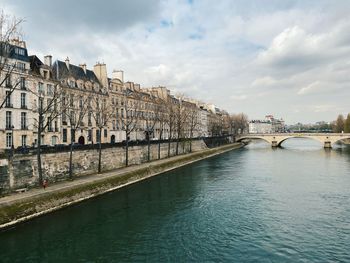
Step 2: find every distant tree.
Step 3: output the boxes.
[229,113,249,134]
[0,10,24,110]
[333,114,345,133]
[344,114,350,133]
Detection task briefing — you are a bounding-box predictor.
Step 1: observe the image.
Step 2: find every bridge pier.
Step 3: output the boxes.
[324,141,332,148]
[271,141,278,148]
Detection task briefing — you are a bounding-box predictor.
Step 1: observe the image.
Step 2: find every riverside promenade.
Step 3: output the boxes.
[0,143,242,229]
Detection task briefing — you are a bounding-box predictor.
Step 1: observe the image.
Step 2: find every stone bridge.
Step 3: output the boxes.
[236,133,350,148]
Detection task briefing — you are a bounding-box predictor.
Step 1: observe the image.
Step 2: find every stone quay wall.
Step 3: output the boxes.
[0,140,208,194]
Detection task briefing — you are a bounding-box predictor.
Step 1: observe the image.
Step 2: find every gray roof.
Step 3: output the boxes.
[52,60,100,84]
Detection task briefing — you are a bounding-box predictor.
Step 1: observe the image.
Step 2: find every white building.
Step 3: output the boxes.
[249,120,272,134]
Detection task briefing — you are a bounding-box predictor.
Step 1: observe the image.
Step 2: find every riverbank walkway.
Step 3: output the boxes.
[0,143,242,207]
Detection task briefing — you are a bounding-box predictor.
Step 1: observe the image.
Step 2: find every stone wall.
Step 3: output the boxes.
[0,140,207,194]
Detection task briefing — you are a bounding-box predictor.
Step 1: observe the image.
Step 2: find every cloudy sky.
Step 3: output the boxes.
[2,0,350,124]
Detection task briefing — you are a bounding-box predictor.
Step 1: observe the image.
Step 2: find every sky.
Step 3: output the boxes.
[1,0,350,124]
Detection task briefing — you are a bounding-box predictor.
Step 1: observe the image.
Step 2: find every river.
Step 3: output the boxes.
[0,138,350,262]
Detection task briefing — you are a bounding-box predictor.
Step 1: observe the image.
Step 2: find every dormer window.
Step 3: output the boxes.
[43,70,49,79]
[69,80,75,88]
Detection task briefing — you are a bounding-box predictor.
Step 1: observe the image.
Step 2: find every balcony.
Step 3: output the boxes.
[5,125,13,130]
[5,103,13,108]
[5,83,12,89]
[20,86,27,91]
[21,105,28,109]
[21,126,28,130]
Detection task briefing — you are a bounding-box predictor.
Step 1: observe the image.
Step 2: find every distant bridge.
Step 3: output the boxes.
[236,133,350,148]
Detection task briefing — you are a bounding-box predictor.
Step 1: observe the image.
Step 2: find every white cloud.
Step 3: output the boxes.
[2,0,350,123]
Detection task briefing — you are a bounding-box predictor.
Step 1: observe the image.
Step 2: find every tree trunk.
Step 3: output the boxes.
[158,130,162,159]
[125,130,129,167]
[189,130,193,153]
[98,128,102,173]
[37,115,43,186]
[176,131,180,155]
[69,139,74,179]
[147,134,151,162]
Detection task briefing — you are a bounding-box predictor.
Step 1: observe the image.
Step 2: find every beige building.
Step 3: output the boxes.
[1,39,232,150]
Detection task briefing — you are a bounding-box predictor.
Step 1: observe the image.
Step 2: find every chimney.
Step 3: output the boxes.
[80,63,87,74]
[44,55,52,67]
[93,63,108,88]
[65,57,70,69]
[112,70,124,82]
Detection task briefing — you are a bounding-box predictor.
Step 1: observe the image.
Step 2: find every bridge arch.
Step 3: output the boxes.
[236,136,272,145]
[277,136,325,147]
[330,136,350,146]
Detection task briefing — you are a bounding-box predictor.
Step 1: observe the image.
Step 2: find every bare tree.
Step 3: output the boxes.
[229,113,249,135]
[174,95,189,155]
[121,89,141,166]
[144,95,160,162]
[187,104,200,152]
[0,10,24,110]
[165,98,176,157]
[66,93,90,179]
[91,94,114,173]
[155,98,168,159]
[32,83,66,185]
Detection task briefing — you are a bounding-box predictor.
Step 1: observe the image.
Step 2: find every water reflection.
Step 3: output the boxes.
[0,139,350,262]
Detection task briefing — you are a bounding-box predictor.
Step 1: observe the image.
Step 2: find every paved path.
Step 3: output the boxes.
[0,144,240,207]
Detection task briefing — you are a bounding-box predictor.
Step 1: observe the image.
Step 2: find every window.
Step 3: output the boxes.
[88,112,92,126]
[71,129,75,142]
[63,129,67,142]
[21,112,27,129]
[15,47,25,56]
[69,80,75,88]
[16,62,25,71]
[88,130,92,142]
[38,98,44,111]
[6,111,12,129]
[47,84,53,96]
[21,93,26,108]
[6,133,12,148]
[79,97,83,109]
[104,129,107,138]
[5,91,11,107]
[21,135,27,147]
[62,110,67,124]
[5,75,11,87]
[20,77,26,89]
[38,82,44,94]
[48,117,52,132]
[96,130,100,143]
[51,136,57,145]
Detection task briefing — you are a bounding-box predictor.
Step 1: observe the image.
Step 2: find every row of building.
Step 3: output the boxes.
[248,115,286,134]
[0,39,232,150]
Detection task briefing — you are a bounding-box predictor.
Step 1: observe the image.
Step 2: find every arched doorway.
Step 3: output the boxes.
[111,135,115,143]
[78,136,85,145]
